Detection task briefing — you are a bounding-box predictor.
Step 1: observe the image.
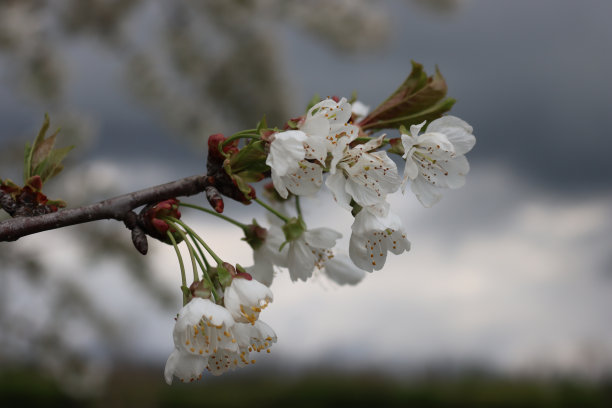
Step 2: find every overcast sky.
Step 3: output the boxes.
[1,0,611,379]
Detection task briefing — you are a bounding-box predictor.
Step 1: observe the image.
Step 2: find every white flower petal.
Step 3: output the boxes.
[224,278,273,324]
[164,349,207,384]
[343,151,400,207]
[401,156,419,192]
[427,116,475,155]
[287,239,316,281]
[410,177,443,208]
[323,255,366,285]
[325,172,352,211]
[351,100,370,118]
[303,227,342,249]
[173,298,237,357]
[281,161,323,196]
[266,130,307,176]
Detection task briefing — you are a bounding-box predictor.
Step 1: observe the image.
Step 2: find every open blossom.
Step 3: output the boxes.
[271,159,323,199]
[207,320,277,376]
[165,297,278,383]
[326,135,400,211]
[266,130,323,199]
[401,116,476,207]
[287,227,342,282]
[266,130,307,176]
[267,98,360,199]
[224,277,273,324]
[300,97,360,165]
[165,298,238,384]
[349,207,411,272]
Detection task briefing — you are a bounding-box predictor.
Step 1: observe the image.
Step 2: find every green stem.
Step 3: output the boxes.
[295,195,303,221]
[180,202,247,229]
[166,230,187,305]
[220,130,260,148]
[254,198,290,223]
[187,235,219,302]
[170,225,199,283]
[190,235,212,271]
[165,216,224,265]
[352,137,390,145]
[164,219,220,301]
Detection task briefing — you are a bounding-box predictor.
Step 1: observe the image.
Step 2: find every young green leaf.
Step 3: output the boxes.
[358,61,455,131]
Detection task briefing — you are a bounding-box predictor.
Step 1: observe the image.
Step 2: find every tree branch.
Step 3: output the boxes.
[0,174,210,242]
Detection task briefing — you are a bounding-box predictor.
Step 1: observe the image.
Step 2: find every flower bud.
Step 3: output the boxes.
[242,221,267,251]
[139,198,183,244]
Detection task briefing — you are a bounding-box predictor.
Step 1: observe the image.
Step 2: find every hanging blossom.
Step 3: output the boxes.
[207,320,277,376]
[401,116,476,207]
[224,276,273,324]
[247,222,342,283]
[349,205,411,272]
[164,297,277,383]
[326,135,400,213]
[286,226,343,282]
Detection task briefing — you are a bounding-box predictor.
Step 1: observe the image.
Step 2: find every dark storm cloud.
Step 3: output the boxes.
[284,0,612,191]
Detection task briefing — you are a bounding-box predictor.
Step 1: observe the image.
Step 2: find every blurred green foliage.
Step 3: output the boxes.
[1,368,611,408]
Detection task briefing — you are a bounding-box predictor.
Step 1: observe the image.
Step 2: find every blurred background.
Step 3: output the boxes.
[1,0,612,406]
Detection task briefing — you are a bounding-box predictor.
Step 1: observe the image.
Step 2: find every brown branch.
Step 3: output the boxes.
[0,174,210,242]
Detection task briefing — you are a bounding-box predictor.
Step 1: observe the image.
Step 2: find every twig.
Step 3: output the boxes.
[0,174,210,242]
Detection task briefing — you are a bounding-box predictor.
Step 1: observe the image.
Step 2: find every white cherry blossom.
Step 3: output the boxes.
[266,130,307,176]
[401,116,476,207]
[267,130,325,199]
[271,160,323,199]
[349,207,411,272]
[287,227,342,282]
[207,320,277,376]
[223,277,273,324]
[325,135,400,211]
[165,298,239,384]
[172,298,238,357]
[165,296,278,382]
[300,97,360,166]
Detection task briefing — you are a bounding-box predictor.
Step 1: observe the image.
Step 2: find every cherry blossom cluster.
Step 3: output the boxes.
[158,65,475,384]
[164,266,276,383]
[260,97,475,278]
[0,65,475,385]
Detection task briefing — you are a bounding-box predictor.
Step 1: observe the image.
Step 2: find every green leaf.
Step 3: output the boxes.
[31,130,58,171]
[256,115,268,133]
[306,93,321,111]
[23,143,32,182]
[359,62,454,131]
[24,114,50,182]
[23,114,74,185]
[229,140,268,174]
[366,98,456,131]
[33,145,74,184]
